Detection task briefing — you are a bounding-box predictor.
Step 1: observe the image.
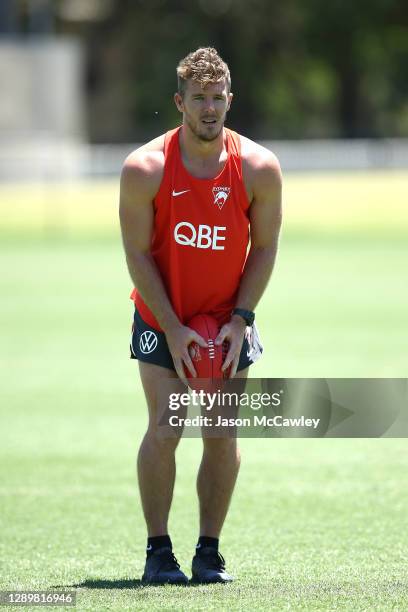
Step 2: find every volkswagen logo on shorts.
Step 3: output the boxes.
[139,330,158,354]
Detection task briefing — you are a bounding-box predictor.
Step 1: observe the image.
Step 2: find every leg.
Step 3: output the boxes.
[197,367,249,537]
[137,361,185,537]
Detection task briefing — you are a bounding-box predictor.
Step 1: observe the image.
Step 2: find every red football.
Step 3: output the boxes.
[185,314,230,388]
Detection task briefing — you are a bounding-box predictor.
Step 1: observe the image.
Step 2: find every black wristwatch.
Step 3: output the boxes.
[232,308,255,326]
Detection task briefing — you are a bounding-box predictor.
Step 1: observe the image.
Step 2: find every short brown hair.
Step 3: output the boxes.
[177,47,231,97]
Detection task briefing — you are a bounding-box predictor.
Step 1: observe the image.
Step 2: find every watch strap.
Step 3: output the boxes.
[232,308,255,326]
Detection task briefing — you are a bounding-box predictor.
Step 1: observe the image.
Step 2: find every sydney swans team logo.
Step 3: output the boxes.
[212,186,231,210]
[139,330,158,354]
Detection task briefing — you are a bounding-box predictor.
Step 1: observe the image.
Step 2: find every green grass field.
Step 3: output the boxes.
[1,172,408,610]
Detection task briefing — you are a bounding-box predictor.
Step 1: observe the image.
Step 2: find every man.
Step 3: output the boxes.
[120,47,282,585]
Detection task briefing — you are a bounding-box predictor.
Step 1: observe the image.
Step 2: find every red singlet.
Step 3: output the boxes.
[131,126,251,331]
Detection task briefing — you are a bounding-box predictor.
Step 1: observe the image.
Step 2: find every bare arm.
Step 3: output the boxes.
[216,149,282,376]
[235,153,282,311]
[119,151,206,384]
[119,153,177,330]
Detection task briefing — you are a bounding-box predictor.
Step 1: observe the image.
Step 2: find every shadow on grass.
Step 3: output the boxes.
[51,579,143,590]
[54,578,191,590]
[72,579,144,589]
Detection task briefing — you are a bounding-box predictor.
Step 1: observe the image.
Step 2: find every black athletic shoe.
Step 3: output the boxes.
[191,547,234,584]
[142,547,188,585]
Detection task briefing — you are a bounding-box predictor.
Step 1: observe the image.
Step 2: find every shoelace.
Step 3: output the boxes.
[157,550,181,572]
[201,550,226,571]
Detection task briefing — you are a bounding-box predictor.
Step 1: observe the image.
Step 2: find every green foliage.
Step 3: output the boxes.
[58,0,408,140]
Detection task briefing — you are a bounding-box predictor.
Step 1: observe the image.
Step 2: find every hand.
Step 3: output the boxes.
[215,315,246,378]
[165,324,207,386]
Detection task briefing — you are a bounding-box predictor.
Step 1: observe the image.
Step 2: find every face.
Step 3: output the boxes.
[174,79,233,142]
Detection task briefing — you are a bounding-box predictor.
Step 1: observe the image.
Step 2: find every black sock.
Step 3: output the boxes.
[146,535,172,557]
[196,536,219,553]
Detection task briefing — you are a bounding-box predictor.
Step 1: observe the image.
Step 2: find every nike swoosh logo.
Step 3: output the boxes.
[146,544,152,551]
[172,189,190,197]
